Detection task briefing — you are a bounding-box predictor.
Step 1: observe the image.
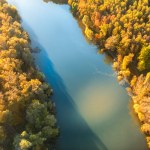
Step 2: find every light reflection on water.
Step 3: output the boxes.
[75,78,145,150]
[77,82,121,123]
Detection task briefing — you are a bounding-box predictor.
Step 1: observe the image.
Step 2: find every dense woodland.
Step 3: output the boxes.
[0,0,58,149]
[67,0,150,148]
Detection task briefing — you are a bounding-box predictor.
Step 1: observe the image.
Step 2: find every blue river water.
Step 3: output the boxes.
[7,0,148,149]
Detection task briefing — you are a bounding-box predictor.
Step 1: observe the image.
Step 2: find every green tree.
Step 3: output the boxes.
[138,45,150,71]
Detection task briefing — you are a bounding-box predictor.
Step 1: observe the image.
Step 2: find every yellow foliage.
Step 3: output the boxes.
[130,76,137,87]
[0,1,58,149]
[133,104,140,114]
[138,112,145,122]
[19,139,32,150]
[141,123,150,134]
[146,137,150,148]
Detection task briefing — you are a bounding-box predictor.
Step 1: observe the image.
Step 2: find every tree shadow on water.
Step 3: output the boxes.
[35,45,107,150]
[22,21,107,150]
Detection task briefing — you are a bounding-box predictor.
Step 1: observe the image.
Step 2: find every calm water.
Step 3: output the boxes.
[7,0,148,149]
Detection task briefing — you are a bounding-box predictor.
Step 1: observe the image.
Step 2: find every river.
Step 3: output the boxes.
[7,0,148,149]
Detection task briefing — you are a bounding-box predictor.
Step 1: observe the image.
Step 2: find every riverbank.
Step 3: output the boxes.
[0,1,58,149]
[42,0,150,148]
[67,0,150,148]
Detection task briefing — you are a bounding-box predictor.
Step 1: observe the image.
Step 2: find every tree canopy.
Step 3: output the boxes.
[0,1,58,149]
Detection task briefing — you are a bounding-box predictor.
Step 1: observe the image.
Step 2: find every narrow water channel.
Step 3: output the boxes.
[7,0,148,149]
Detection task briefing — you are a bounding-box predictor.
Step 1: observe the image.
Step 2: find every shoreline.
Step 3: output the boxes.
[67,0,150,148]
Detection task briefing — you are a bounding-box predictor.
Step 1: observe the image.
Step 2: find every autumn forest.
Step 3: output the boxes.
[0,1,58,149]
[0,0,150,149]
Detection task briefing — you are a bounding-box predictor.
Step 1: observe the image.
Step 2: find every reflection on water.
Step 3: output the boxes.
[7,0,148,149]
[75,78,143,150]
[76,80,122,123]
[35,46,107,150]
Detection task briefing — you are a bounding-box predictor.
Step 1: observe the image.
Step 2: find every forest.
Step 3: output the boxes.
[0,0,58,149]
[67,0,150,147]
